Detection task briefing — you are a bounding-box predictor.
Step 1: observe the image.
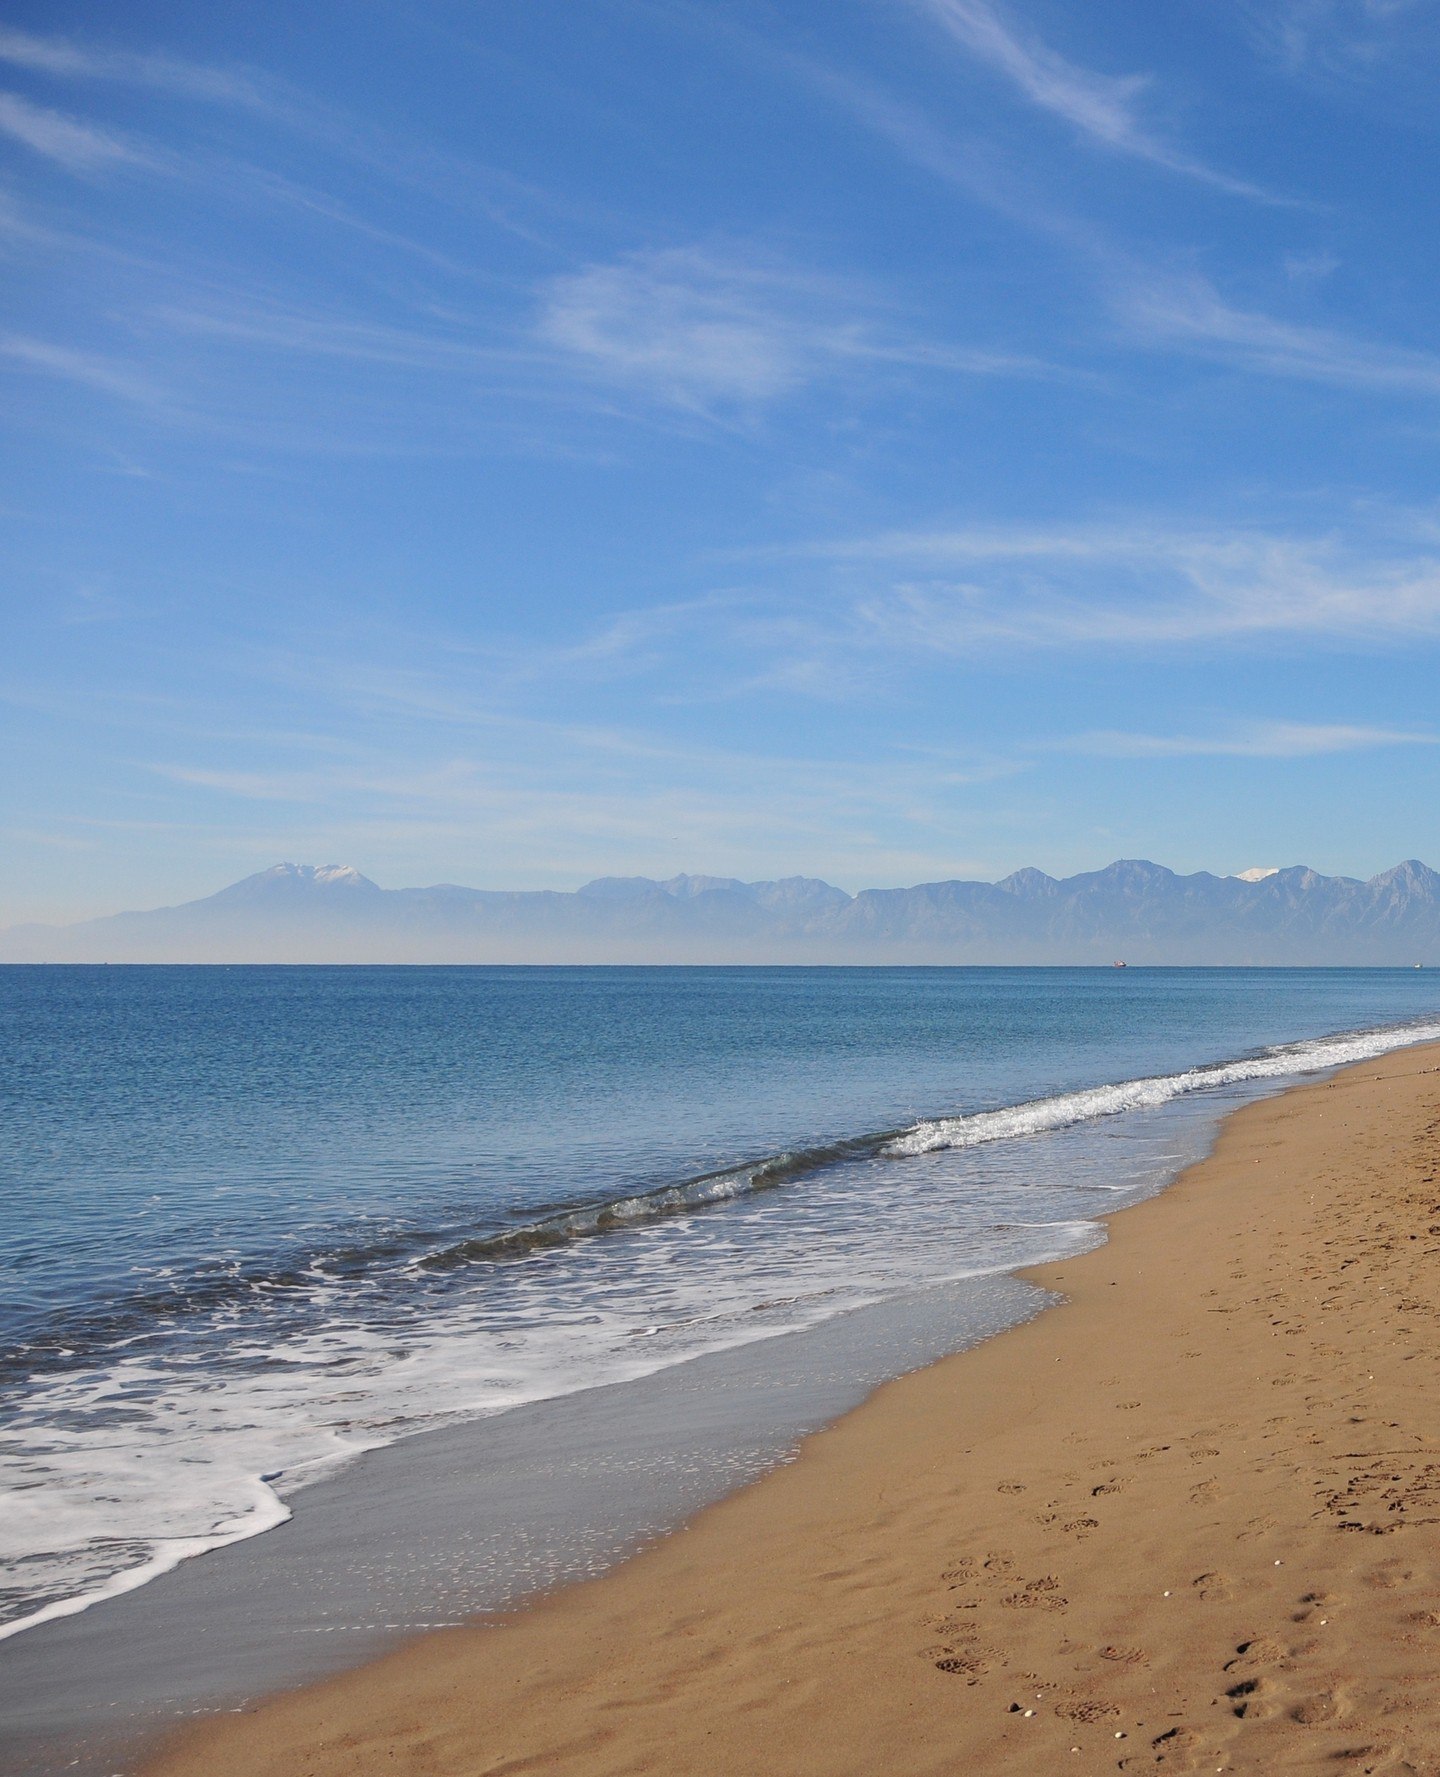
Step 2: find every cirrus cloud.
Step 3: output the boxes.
[537,244,1055,415]
[791,520,1440,653]
[0,89,151,172]
[911,0,1284,201]
[1058,719,1440,757]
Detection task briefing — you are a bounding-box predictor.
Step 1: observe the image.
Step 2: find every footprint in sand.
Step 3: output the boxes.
[1150,1723,1202,1764]
[1291,1689,1346,1725]
[932,1651,994,1677]
[1191,1569,1230,1599]
[996,1480,1026,1494]
[1329,1742,1405,1770]
[1062,1517,1099,1538]
[1002,1593,1067,1611]
[1223,1635,1287,1671]
[1225,1676,1277,1719]
[1055,1698,1120,1723]
[1099,1644,1149,1667]
[1092,1478,1129,1497]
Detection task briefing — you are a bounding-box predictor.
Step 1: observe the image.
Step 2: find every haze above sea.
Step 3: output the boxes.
[4,963,1440,1644]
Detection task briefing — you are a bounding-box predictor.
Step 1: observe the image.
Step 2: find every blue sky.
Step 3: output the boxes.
[5,0,1440,921]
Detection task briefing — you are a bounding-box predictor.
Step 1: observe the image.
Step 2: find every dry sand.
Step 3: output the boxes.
[145,1044,1440,1776]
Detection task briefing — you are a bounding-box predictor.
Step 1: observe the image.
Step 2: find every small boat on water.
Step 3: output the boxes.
[1113,960,1128,969]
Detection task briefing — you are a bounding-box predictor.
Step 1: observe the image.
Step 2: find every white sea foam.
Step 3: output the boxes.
[886,1020,1440,1156]
[0,1488,292,1644]
[0,1190,1110,1642]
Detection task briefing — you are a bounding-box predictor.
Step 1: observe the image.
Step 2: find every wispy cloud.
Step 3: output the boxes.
[0,25,266,108]
[660,7,1087,244]
[268,518,1440,728]
[1061,719,1440,757]
[0,27,106,77]
[0,333,162,403]
[0,89,150,172]
[537,244,1052,414]
[795,521,1440,650]
[1123,273,1440,395]
[0,24,573,247]
[150,295,518,374]
[538,248,830,409]
[1239,0,1427,77]
[305,520,1440,711]
[910,0,1281,200]
[916,0,1148,143]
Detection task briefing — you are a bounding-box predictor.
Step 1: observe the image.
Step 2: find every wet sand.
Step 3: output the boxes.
[145,1043,1440,1776]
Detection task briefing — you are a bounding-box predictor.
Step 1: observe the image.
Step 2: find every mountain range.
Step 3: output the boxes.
[4,858,1440,964]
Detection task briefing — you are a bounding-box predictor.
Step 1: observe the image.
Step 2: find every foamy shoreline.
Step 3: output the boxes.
[9,1008,1438,1661]
[142,1039,1440,1776]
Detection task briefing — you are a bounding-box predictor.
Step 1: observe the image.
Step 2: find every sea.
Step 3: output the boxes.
[4,963,1440,1657]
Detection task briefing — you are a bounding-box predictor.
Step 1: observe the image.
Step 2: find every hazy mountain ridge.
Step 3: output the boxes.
[5,858,1440,964]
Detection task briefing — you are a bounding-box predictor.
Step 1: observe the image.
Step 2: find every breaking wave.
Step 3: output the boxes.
[415,1015,1440,1264]
[20,1018,1440,1380]
[415,1136,885,1267]
[887,1018,1440,1157]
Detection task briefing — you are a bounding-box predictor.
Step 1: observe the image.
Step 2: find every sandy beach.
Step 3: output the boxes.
[143,1042,1440,1777]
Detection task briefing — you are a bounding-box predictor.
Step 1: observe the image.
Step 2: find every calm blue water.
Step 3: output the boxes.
[3,964,1440,1639]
